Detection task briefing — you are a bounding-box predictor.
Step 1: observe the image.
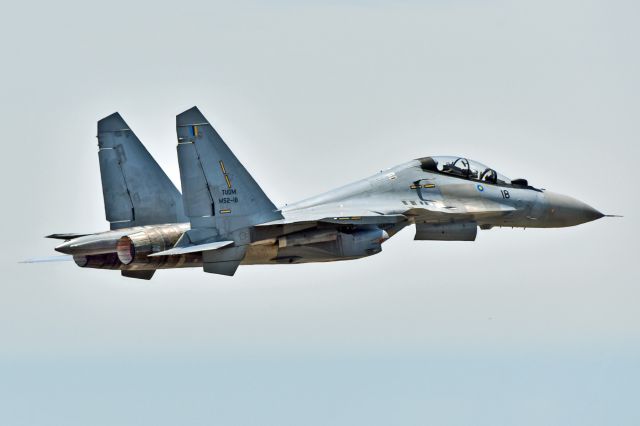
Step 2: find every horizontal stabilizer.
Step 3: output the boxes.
[148,240,234,257]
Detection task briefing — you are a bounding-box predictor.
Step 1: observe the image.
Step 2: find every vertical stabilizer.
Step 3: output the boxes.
[175,107,282,241]
[98,113,187,229]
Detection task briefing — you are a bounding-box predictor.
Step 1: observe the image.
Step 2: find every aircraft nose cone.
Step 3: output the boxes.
[543,191,604,227]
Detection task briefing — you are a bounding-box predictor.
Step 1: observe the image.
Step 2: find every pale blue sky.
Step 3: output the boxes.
[1,0,638,425]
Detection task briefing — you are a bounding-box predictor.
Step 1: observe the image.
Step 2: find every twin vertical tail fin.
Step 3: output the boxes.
[175,107,282,276]
[97,113,187,230]
[176,106,282,236]
[96,108,278,276]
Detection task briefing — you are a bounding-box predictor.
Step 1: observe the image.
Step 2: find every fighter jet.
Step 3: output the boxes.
[30,107,610,279]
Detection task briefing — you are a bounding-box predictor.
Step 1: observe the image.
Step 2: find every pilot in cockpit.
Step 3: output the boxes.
[442,158,469,178]
[419,156,511,186]
[480,168,497,184]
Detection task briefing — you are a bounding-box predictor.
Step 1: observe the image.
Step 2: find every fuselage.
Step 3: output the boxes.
[281,158,603,229]
[40,106,609,280]
[54,157,604,272]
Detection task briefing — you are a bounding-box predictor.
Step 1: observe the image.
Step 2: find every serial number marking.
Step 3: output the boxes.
[219,197,239,204]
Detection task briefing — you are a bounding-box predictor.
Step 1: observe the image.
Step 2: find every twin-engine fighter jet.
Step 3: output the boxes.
[35,107,608,279]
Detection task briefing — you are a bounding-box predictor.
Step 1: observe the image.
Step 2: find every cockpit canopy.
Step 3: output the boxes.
[418,156,512,185]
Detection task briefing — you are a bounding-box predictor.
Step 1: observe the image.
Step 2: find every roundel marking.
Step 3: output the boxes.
[476,184,484,192]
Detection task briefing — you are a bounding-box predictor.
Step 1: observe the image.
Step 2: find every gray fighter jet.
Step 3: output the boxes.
[33,107,610,279]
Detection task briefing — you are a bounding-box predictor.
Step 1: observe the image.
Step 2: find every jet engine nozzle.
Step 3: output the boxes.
[116,224,186,265]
